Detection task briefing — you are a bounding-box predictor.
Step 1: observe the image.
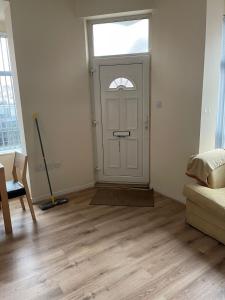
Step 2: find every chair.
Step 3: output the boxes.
[0,152,36,225]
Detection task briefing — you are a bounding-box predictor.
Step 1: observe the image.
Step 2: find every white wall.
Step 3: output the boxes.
[75,0,209,203]
[75,0,155,17]
[9,0,222,203]
[199,0,224,152]
[0,20,5,32]
[150,0,207,202]
[10,0,95,201]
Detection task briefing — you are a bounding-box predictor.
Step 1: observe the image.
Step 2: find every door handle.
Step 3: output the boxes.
[92,120,98,127]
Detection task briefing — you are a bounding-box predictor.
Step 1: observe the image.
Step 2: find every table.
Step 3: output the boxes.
[0,164,12,234]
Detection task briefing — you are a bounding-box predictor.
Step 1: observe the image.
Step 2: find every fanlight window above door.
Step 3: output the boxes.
[109,77,136,90]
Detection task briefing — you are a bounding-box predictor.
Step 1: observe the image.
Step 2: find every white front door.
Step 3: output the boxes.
[93,57,149,184]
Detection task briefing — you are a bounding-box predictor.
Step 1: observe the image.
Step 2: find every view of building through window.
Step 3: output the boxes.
[0,35,21,152]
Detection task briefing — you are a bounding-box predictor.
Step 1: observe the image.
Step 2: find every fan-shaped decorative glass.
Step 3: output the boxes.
[109,77,135,90]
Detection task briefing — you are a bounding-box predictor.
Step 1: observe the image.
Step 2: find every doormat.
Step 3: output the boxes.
[90,188,154,207]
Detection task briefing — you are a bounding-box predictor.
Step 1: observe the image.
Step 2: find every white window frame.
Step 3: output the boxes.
[0,32,22,153]
[87,14,151,59]
[87,14,151,184]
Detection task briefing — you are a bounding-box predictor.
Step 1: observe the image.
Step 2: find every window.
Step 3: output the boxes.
[0,35,21,152]
[92,18,149,57]
[216,17,225,148]
[109,77,135,90]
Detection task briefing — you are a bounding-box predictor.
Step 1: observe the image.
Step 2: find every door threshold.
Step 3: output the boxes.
[95,182,150,190]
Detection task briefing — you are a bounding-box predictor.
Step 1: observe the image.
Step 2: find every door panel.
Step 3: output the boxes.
[100,63,144,178]
[126,139,138,169]
[106,99,120,129]
[108,139,121,168]
[126,98,138,129]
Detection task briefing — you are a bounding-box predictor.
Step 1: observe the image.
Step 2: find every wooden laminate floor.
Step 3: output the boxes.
[0,189,225,300]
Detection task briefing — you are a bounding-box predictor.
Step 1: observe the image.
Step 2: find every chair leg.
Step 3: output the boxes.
[19,197,26,211]
[1,197,12,234]
[24,186,36,222]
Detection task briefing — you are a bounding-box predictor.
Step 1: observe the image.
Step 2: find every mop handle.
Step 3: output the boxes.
[33,113,54,198]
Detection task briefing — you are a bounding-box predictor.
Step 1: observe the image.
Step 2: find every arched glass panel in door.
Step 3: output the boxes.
[109,77,136,90]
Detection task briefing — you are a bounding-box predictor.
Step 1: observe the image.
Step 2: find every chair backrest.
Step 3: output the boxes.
[12,152,28,183]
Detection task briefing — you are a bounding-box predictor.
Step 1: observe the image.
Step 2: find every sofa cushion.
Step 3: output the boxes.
[184,183,225,218]
[186,149,225,186]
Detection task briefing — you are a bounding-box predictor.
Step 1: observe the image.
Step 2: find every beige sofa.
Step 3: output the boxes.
[184,164,225,245]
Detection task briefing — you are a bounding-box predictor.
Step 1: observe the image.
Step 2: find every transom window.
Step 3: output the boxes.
[0,35,21,152]
[109,77,135,90]
[92,18,149,57]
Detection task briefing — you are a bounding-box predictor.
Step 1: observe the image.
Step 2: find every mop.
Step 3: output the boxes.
[33,113,69,210]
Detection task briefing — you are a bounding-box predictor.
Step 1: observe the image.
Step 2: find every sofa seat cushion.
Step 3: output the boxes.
[184,183,225,218]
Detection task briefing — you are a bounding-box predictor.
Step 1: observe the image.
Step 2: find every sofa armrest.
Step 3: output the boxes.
[208,164,225,189]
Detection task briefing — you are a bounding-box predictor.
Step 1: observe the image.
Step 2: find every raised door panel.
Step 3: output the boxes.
[126,139,138,169]
[107,139,121,168]
[125,97,138,130]
[106,98,120,130]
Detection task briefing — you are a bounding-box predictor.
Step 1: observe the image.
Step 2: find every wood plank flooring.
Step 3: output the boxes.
[0,189,225,300]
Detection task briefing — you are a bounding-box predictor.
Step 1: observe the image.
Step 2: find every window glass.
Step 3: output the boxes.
[109,77,135,90]
[216,17,225,148]
[93,19,149,57]
[0,35,21,152]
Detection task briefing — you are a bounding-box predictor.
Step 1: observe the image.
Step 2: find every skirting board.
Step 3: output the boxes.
[32,182,95,203]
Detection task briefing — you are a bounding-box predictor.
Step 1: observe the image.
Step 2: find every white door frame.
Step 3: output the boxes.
[91,55,150,184]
